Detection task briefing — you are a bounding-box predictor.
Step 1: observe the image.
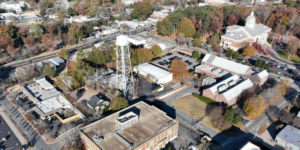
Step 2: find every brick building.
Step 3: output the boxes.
[250,70,269,87]
[80,101,178,150]
[202,75,253,105]
[195,54,253,78]
[220,11,271,51]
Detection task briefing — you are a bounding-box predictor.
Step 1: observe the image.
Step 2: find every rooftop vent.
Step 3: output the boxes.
[218,84,228,92]
[115,112,138,130]
[228,80,236,86]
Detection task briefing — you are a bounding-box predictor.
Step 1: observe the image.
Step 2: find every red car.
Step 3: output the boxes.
[272,65,275,68]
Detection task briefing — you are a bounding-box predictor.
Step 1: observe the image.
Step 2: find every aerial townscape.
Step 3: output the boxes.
[0,0,300,149]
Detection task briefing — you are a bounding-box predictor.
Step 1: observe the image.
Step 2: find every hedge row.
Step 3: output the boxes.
[192,94,215,104]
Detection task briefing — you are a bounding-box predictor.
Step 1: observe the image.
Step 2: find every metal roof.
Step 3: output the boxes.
[208,75,240,94]
[240,142,260,150]
[257,70,268,79]
[276,125,300,148]
[202,54,251,75]
[222,23,271,41]
[222,79,253,101]
[135,63,171,79]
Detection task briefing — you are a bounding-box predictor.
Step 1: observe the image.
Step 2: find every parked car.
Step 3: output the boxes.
[272,65,275,68]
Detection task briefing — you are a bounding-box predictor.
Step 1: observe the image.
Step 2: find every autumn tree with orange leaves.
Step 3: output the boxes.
[169,58,188,80]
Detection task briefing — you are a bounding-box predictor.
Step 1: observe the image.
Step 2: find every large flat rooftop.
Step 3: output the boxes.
[81,102,177,150]
[135,62,171,79]
[24,79,61,101]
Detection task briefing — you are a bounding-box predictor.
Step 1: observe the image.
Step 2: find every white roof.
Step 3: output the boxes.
[222,79,253,101]
[202,54,251,75]
[128,35,146,45]
[222,23,271,41]
[49,57,65,66]
[276,125,300,148]
[38,97,63,114]
[135,63,171,79]
[208,75,240,94]
[241,142,260,150]
[257,70,268,79]
[35,78,54,90]
[37,95,70,114]
[157,43,167,50]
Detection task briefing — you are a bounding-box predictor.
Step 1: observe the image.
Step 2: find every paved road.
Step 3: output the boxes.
[0,26,155,73]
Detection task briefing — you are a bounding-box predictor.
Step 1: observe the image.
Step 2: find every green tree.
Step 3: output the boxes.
[76,48,84,59]
[110,16,116,21]
[233,52,239,59]
[86,47,107,65]
[207,34,220,46]
[31,24,44,40]
[193,33,201,39]
[151,44,162,57]
[193,38,203,47]
[58,48,70,60]
[226,49,234,57]
[192,51,200,59]
[43,65,56,77]
[157,19,174,36]
[223,107,235,123]
[68,8,78,16]
[261,61,266,69]
[255,59,261,67]
[265,63,271,69]
[233,114,242,125]
[131,1,153,20]
[177,17,196,37]
[111,94,128,111]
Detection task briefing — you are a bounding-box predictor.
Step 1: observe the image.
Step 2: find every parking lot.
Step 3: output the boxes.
[151,51,200,72]
[0,115,22,150]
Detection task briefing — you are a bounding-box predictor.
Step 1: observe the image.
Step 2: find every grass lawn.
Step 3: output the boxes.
[203,118,219,132]
[172,95,207,121]
[277,50,300,63]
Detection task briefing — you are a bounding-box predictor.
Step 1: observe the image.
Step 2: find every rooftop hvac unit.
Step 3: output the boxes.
[211,68,218,73]
[218,84,228,92]
[228,80,236,86]
[94,135,104,142]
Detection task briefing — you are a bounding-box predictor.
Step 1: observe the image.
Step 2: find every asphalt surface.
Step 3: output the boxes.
[0,97,65,150]
[0,115,22,150]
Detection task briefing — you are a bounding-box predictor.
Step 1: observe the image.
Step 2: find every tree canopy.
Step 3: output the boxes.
[178,17,196,37]
[242,46,256,56]
[169,58,188,80]
[58,48,70,60]
[111,94,128,111]
[43,65,56,77]
[151,45,162,57]
[131,1,153,20]
[243,95,265,119]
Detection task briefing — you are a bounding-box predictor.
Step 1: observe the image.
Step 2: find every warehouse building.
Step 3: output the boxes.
[80,101,178,150]
[195,54,253,78]
[202,75,253,105]
[275,125,300,150]
[134,63,173,84]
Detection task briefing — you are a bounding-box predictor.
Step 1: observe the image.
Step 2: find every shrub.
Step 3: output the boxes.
[192,51,200,59]
[192,94,215,104]
[193,33,201,39]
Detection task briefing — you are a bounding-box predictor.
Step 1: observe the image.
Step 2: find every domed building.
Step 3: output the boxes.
[220,11,271,51]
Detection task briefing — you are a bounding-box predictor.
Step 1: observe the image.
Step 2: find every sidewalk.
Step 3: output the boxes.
[0,111,27,145]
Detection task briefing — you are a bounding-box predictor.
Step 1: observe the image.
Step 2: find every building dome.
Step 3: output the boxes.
[245,11,256,28]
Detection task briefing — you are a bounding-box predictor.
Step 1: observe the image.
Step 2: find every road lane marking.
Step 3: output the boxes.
[249,100,286,132]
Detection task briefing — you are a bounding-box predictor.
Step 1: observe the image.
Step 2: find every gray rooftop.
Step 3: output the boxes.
[24,81,60,101]
[276,125,300,148]
[81,102,177,150]
[222,23,271,41]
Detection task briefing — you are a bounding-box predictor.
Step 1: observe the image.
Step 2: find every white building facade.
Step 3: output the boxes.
[220,11,271,51]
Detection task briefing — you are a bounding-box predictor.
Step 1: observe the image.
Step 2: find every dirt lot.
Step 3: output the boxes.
[172,95,207,121]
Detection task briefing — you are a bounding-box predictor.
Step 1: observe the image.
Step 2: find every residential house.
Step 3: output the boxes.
[87,95,110,111]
